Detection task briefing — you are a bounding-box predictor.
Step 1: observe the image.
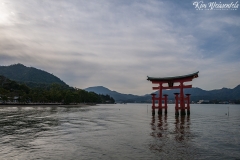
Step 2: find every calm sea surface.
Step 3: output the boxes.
[0,104,240,160]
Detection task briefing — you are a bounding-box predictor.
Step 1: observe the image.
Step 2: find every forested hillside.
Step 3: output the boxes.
[0,75,115,104]
[0,64,67,88]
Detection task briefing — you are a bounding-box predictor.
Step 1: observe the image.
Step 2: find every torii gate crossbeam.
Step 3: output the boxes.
[147,72,199,116]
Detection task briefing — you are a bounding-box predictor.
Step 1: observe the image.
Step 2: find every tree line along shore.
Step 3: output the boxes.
[0,75,115,105]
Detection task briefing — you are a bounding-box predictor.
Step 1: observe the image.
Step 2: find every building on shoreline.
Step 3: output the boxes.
[197,100,210,104]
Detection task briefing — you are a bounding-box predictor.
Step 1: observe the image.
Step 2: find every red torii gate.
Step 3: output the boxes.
[147,72,199,116]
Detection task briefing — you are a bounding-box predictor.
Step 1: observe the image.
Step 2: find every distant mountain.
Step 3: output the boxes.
[85,86,145,103]
[85,85,240,103]
[85,86,112,95]
[158,86,240,101]
[0,64,68,88]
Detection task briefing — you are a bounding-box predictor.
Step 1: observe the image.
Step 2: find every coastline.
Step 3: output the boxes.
[0,103,96,107]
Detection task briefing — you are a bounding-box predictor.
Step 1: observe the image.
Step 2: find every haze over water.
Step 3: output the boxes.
[0,104,239,160]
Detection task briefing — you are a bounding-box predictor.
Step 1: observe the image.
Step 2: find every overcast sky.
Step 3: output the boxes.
[0,0,239,95]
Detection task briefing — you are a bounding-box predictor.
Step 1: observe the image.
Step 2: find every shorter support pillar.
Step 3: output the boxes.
[174,93,179,116]
[158,109,162,115]
[186,94,191,115]
[151,93,156,116]
[179,82,186,116]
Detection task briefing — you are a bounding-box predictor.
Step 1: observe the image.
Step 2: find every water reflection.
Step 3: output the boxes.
[150,115,191,141]
[150,115,168,138]
[149,115,169,153]
[149,115,193,157]
[174,116,191,142]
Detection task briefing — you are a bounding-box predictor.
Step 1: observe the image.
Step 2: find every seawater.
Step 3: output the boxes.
[0,104,240,160]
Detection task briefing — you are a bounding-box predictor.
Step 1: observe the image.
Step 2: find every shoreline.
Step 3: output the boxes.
[0,103,96,107]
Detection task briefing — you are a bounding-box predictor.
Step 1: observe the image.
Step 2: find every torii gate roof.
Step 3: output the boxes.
[147,71,199,82]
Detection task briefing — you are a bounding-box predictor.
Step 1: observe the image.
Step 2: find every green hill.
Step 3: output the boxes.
[0,75,30,102]
[0,64,115,104]
[0,75,30,93]
[0,75,115,104]
[0,64,68,88]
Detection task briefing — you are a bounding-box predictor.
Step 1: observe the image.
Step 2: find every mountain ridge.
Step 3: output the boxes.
[85,85,240,103]
[85,86,143,103]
